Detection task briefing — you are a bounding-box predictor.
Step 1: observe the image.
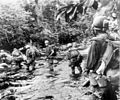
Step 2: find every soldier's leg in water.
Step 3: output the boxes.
[26,58,31,71]
[71,65,75,75]
[31,59,35,70]
[28,57,36,71]
[48,58,54,72]
[14,60,19,69]
[17,60,22,69]
[26,62,30,71]
[18,62,22,69]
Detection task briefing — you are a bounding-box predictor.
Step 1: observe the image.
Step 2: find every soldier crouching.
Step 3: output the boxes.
[68,50,83,75]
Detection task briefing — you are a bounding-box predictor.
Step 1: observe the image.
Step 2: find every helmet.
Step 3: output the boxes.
[44,40,49,46]
[112,13,117,18]
[44,40,49,44]
[25,45,30,49]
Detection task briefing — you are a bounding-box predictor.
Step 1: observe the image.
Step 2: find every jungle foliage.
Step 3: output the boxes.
[0,0,94,51]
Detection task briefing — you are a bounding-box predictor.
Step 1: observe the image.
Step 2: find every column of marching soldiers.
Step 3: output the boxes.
[0,8,120,100]
[0,39,84,74]
[0,11,119,76]
[0,11,119,74]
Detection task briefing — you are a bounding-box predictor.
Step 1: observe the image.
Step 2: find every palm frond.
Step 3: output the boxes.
[56,3,83,22]
[56,0,99,22]
[92,0,98,10]
[56,6,69,21]
[66,4,74,14]
[68,4,78,20]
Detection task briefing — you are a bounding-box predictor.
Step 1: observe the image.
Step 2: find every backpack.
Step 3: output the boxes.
[68,49,83,62]
[67,50,79,59]
[26,48,35,59]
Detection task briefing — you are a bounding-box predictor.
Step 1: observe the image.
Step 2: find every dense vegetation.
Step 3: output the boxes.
[0,0,99,51]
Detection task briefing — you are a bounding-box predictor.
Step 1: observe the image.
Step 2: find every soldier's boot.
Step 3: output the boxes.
[49,64,54,72]
[26,63,30,71]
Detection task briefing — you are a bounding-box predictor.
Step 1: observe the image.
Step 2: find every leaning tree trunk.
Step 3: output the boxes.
[34,0,43,27]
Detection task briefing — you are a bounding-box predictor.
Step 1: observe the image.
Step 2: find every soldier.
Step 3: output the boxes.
[26,45,36,71]
[12,48,24,69]
[109,13,118,31]
[0,50,7,63]
[67,49,83,75]
[107,13,120,40]
[44,40,57,72]
[87,12,120,75]
[96,13,119,75]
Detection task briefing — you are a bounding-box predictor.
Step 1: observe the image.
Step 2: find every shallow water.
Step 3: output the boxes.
[0,59,119,100]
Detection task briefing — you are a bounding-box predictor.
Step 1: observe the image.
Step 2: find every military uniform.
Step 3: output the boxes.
[96,13,120,75]
[108,13,120,40]
[45,45,57,72]
[26,45,38,71]
[0,50,7,63]
[67,50,83,75]
[92,16,109,35]
[12,48,23,69]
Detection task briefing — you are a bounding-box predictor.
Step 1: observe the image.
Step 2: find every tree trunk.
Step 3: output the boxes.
[34,0,43,27]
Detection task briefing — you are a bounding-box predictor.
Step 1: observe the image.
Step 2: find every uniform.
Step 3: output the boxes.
[90,13,120,75]
[26,45,38,71]
[12,48,23,69]
[96,13,120,75]
[45,45,57,72]
[67,49,83,75]
[108,14,120,40]
[92,16,109,35]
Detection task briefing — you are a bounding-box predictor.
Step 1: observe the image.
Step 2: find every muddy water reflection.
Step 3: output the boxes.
[0,60,90,100]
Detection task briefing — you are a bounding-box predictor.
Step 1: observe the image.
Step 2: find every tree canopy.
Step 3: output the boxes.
[0,0,119,51]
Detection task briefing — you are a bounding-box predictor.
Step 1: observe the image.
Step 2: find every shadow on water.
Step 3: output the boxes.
[46,71,60,79]
[37,95,54,100]
[70,74,81,81]
[0,82,10,90]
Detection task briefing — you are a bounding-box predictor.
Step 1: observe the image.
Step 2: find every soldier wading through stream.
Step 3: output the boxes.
[12,48,24,69]
[44,40,57,73]
[67,44,83,76]
[25,41,39,71]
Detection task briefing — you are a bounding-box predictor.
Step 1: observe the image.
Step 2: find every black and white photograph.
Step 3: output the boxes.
[0,0,120,99]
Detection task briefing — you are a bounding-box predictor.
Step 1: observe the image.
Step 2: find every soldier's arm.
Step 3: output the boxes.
[49,49,54,57]
[90,34,108,41]
[19,47,25,51]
